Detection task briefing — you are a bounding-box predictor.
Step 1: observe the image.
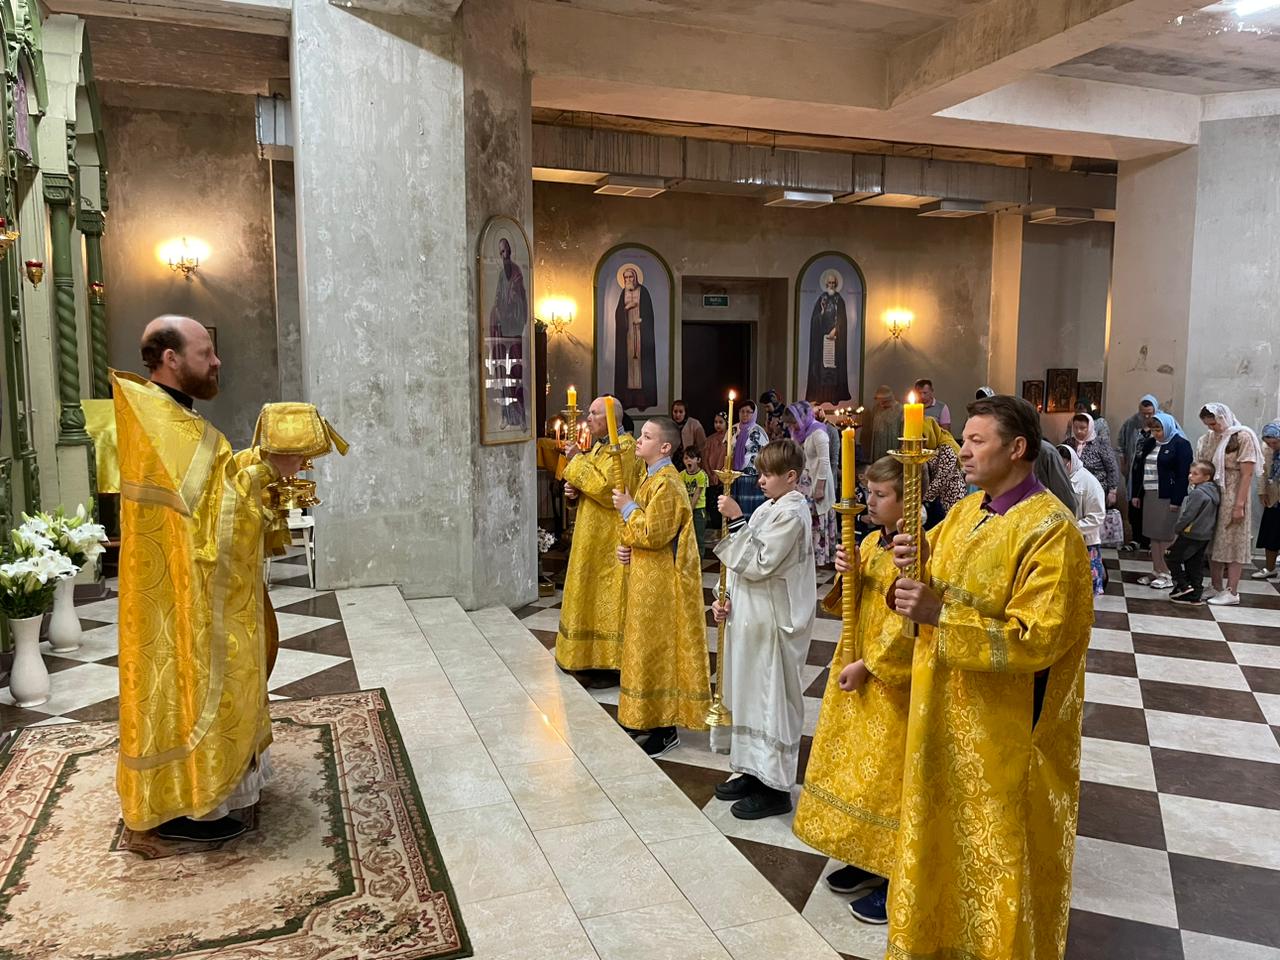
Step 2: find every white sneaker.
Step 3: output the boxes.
[1250,568,1276,580]
[1149,576,1174,589]
[1207,591,1241,606]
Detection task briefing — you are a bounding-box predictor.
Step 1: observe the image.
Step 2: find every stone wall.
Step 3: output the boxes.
[101,83,280,448]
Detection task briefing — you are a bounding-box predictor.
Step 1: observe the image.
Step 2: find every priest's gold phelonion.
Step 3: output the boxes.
[252,402,350,515]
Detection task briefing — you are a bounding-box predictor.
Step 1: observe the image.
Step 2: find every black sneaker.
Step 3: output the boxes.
[714,775,760,802]
[155,816,247,843]
[1169,586,1193,600]
[1171,594,1205,606]
[641,727,680,759]
[585,670,619,690]
[849,883,889,924]
[730,786,791,820]
[825,864,882,895]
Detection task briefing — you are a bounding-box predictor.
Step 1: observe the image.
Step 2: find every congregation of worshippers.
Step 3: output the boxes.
[542,378,1280,931]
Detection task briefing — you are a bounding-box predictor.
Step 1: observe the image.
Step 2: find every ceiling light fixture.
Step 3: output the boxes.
[763,189,834,209]
[593,175,667,198]
[917,199,988,219]
[1026,207,1095,226]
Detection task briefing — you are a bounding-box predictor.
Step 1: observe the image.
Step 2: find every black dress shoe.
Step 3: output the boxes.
[155,816,247,843]
[731,786,792,820]
[714,774,760,802]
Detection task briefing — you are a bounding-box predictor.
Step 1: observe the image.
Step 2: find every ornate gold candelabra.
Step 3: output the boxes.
[889,437,935,637]
[831,497,867,669]
[559,403,582,537]
[706,465,743,732]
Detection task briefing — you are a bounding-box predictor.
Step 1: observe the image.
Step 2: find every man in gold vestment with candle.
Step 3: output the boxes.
[556,395,642,681]
[888,394,1092,960]
[114,316,301,842]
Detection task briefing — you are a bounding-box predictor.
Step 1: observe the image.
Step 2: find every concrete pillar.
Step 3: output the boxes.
[270,160,302,401]
[985,211,1022,394]
[290,0,535,605]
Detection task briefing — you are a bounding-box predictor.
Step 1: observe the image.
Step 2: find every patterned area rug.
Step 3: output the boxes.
[0,690,472,960]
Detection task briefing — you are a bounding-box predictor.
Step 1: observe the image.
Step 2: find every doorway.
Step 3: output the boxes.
[681,322,751,429]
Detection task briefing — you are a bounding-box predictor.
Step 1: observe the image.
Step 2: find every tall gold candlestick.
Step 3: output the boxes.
[560,403,582,538]
[831,498,866,669]
[889,437,935,637]
[706,465,744,734]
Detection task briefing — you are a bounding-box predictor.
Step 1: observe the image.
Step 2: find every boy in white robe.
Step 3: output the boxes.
[712,439,817,819]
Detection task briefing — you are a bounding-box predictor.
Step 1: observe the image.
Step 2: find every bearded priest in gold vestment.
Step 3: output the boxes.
[888,395,1092,960]
[556,396,642,678]
[114,316,302,844]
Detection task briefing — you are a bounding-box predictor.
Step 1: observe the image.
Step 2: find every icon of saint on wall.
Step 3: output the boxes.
[612,263,657,410]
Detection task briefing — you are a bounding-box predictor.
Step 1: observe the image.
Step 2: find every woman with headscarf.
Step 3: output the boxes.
[1063,400,1112,447]
[1196,403,1262,605]
[922,417,966,526]
[704,410,730,534]
[1067,412,1121,505]
[1118,394,1160,552]
[1058,443,1108,595]
[731,399,772,520]
[784,401,836,564]
[1254,420,1280,580]
[867,385,903,464]
[759,389,787,442]
[1129,412,1192,589]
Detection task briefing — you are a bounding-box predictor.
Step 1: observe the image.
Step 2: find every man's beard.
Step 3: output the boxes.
[180,365,219,400]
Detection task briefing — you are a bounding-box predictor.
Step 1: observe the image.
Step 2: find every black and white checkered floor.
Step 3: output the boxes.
[515,549,1280,960]
[5,547,1278,959]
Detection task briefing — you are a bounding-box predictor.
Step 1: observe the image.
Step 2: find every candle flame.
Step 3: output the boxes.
[907,391,918,404]
[728,389,737,400]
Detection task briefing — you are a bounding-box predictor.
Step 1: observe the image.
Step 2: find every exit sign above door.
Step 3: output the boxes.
[703,294,730,308]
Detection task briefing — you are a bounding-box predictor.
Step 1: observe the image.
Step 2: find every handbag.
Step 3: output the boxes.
[1101,508,1125,547]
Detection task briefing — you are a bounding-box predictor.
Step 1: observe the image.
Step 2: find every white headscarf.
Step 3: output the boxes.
[1201,402,1263,479]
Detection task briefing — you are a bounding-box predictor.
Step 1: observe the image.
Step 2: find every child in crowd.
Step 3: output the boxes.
[612,417,711,757]
[792,457,911,925]
[1168,460,1221,606]
[680,447,710,559]
[711,440,816,819]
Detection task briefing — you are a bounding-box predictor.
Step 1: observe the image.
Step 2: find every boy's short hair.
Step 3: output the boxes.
[1191,459,1216,479]
[683,447,701,462]
[913,378,933,390]
[863,455,903,498]
[648,416,682,455]
[756,439,804,477]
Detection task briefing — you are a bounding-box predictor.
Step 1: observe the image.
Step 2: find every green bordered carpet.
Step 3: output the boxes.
[0,689,472,960]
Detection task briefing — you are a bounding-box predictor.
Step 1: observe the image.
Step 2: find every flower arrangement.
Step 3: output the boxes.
[0,529,77,621]
[29,505,108,568]
[536,527,556,555]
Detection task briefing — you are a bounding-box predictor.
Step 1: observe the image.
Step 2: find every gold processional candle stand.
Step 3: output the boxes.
[706,461,743,736]
[559,400,581,537]
[252,402,350,514]
[831,495,866,670]
[889,435,935,637]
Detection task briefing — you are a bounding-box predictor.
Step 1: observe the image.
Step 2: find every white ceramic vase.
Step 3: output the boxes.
[8,615,50,708]
[47,579,82,653]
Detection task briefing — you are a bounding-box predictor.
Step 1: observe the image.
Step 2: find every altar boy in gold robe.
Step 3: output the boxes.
[611,417,711,757]
[792,456,909,925]
[557,396,642,682]
[889,395,1092,960]
[115,316,302,843]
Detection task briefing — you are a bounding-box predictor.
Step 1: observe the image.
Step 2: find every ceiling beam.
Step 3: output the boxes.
[45,0,291,36]
[886,0,1204,116]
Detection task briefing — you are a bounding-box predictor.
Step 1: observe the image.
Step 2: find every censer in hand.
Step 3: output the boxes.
[252,402,349,514]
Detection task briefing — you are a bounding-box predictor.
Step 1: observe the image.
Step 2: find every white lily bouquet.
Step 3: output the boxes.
[34,505,108,568]
[536,527,556,555]
[0,522,78,620]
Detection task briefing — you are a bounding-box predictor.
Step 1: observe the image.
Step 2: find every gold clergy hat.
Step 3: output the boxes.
[252,402,349,459]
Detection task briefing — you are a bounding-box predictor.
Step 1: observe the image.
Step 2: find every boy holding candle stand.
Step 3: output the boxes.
[612,416,711,757]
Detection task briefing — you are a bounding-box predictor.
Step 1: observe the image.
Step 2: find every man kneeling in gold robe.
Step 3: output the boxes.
[114,316,301,843]
[888,394,1093,960]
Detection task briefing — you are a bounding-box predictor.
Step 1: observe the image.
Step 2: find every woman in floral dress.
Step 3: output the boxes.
[1196,402,1262,605]
[785,401,837,565]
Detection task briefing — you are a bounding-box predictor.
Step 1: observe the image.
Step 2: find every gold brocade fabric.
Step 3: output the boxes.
[617,464,711,730]
[793,531,911,877]
[556,436,643,671]
[82,399,120,494]
[112,372,276,831]
[887,490,1093,960]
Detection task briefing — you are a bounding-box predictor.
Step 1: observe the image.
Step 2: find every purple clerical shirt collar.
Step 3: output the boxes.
[981,471,1045,517]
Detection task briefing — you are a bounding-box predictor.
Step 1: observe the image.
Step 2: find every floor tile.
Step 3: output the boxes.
[700,787,811,854]
[0,662,118,716]
[1210,605,1280,628]
[1230,642,1280,669]
[277,621,352,658]
[1159,794,1280,871]
[273,589,342,620]
[1138,680,1265,723]
[1064,910,1185,960]
[1130,632,1236,663]
[472,705,576,768]
[1180,931,1280,960]
[42,622,118,662]
[1256,692,1280,726]
[451,674,540,719]
[499,758,619,832]
[1145,710,1280,763]
[415,740,512,814]
[580,899,730,960]
[1125,596,1216,621]
[1089,628,1133,653]
[460,886,600,960]
[271,659,361,698]
[725,836,829,915]
[1086,649,1137,677]
[598,771,719,844]
[714,913,841,960]
[1134,654,1249,691]
[1084,673,1144,708]
[266,647,348,690]
[649,831,795,931]
[1244,666,1280,694]
[1076,781,1166,849]
[535,817,681,920]
[1128,614,1224,641]
[801,863,889,960]
[1082,702,1149,744]
[1070,835,1178,928]
[1151,747,1280,809]
[431,801,557,906]
[1170,853,1280,948]
[1217,622,1280,647]
[1080,737,1156,791]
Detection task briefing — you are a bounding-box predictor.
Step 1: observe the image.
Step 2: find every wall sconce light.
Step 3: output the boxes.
[24,260,44,287]
[884,308,914,340]
[89,280,105,304]
[159,237,208,281]
[536,297,576,336]
[0,218,19,259]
